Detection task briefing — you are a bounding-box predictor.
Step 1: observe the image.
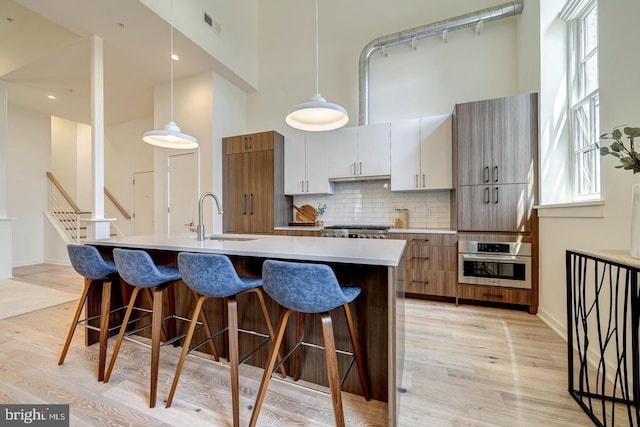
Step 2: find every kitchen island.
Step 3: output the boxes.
[84,233,406,426]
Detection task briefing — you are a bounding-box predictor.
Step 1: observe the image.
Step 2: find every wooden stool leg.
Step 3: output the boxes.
[227,296,240,427]
[249,309,294,427]
[293,311,305,381]
[343,303,370,401]
[58,279,92,366]
[104,286,143,383]
[192,290,219,361]
[144,288,167,343]
[320,313,345,427]
[149,286,165,408]
[247,288,286,378]
[166,295,208,408]
[97,279,112,381]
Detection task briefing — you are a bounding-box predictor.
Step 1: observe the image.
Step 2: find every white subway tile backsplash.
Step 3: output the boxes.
[293,181,452,229]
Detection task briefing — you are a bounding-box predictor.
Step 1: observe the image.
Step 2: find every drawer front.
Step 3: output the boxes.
[457,284,531,305]
[274,230,321,237]
[406,270,456,297]
[399,233,457,247]
[406,245,456,271]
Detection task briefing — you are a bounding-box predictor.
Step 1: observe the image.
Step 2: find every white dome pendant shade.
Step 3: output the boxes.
[286,94,349,132]
[285,0,348,132]
[142,121,198,149]
[143,2,198,149]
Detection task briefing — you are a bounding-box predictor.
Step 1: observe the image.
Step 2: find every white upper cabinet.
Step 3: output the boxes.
[357,122,391,177]
[307,127,358,179]
[390,115,453,191]
[284,133,334,195]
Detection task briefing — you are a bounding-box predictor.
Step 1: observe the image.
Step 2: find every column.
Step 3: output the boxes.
[0,80,12,278]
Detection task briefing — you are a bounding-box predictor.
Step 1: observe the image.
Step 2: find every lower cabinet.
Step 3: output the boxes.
[388,232,457,298]
[457,284,531,306]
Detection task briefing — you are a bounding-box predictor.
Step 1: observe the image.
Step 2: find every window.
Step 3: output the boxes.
[566,0,600,199]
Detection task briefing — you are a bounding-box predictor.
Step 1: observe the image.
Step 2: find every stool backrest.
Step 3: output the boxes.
[112,248,168,287]
[67,244,117,280]
[262,260,349,313]
[178,252,244,297]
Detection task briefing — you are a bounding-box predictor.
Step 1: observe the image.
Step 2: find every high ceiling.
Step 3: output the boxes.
[0,0,221,125]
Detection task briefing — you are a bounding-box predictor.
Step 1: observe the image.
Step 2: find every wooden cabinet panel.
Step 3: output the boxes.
[492,94,536,185]
[457,284,531,306]
[388,232,457,298]
[456,93,537,233]
[223,131,290,234]
[226,132,274,154]
[457,184,531,232]
[274,229,321,237]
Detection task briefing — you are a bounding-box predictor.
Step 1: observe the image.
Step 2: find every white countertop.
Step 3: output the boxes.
[570,248,640,269]
[85,233,406,267]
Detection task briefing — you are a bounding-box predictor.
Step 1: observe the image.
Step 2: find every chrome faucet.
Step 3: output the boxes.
[197,192,223,240]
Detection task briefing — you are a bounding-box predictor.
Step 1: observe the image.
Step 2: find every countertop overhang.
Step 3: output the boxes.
[85,233,406,267]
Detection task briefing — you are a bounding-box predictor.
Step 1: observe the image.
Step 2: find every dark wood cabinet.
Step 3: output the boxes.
[222,131,291,234]
[388,232,457,298]
[455,93,537,232]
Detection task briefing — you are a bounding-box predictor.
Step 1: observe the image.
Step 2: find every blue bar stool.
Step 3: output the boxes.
[166,252,285,427]
[104,248,208,408]
[250,260,370,427]
[59,244,119,381]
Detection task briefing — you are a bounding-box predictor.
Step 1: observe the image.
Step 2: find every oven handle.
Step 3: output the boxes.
[460,253,531,263]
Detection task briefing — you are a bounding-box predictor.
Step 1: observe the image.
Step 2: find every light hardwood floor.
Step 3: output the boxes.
[0,264,592,426]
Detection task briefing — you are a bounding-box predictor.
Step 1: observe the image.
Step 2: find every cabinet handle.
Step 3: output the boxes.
[412,280,430,285]
[243,137,248,150]
[306,180,309,192]
[410,238,430,243]
[359,162,362,175]
[352,162,357,176]
[484,187,490,204]
[242,194,247,214]
[484,166,490,183]
[411,256,429,260]
[415,174,419,188]
[494,166,499,183]
[482,293,504,299]
[250,193,254,214]
[494,187,499,204]
[422,173,425,188]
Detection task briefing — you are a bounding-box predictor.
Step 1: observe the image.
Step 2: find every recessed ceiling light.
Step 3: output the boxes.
[171,53,179,61]
[47,95,56,100]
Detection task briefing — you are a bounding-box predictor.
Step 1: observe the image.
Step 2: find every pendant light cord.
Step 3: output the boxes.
[170,0,174,122]
[314,0,319,96]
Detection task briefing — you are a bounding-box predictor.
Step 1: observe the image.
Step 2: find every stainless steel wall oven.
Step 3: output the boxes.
[458,240,532,289]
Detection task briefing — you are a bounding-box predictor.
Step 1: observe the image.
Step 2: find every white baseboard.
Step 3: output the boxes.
[537,306,567,341]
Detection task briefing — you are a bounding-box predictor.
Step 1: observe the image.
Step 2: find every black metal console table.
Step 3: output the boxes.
[566,249,640,426]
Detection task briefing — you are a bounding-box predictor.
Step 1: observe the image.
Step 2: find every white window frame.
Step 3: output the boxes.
[564,0,600,201]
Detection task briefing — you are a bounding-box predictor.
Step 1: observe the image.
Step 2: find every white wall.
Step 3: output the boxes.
[537,0,640,336]
[152,72,213,235]
[51,116,78,201]
[7,104,51,266]
[105,116,154,236]
[251,0,522,142]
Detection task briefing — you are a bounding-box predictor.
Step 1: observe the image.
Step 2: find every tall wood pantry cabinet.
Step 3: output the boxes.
[222,131,291,234]
[455,93,538,232]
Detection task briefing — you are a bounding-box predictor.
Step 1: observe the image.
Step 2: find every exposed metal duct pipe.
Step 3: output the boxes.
[358,0,524,125]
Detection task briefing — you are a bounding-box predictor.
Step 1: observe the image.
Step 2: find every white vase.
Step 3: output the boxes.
[632,183,640,258]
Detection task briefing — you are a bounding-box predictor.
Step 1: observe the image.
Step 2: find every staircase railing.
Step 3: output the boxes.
[46,172,133,242]
[46,172,91,243]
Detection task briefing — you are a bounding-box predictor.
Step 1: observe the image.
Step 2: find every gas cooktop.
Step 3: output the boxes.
[323,225,391,230]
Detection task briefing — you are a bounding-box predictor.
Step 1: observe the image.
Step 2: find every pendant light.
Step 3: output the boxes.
[285,0,348,132]
[143,1,198,149]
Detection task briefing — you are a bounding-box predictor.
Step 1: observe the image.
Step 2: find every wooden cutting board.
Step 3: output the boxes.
[294,204,316,223]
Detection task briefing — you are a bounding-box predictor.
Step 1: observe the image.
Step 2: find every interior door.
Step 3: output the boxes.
[168,153,196,233]
[132,171,154,235]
